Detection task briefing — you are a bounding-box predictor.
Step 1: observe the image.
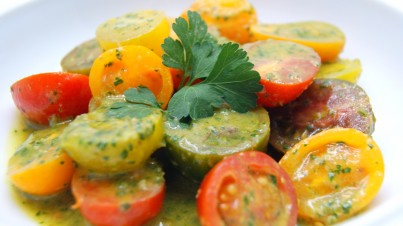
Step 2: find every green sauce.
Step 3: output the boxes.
[7,117,200,226]
[10,167,199,226]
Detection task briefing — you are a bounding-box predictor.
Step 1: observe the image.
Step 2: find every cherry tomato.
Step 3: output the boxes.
[243,39,321,107]
[279,128,384,224]
[186,0,257,44]
[96,10,170,57]
[250,21,346,62]
[72,160,165,226]
[7,123,75,196]
[89,45,173,109]
[269,79,375,152]
[197,151,297,226]
[10,72,92,127]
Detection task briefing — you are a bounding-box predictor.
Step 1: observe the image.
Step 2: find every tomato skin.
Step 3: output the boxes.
[77,186,165,226]
[11,72,92,126]
[258,75,314,108]
[72,161,165,226]
[197,151,298,226]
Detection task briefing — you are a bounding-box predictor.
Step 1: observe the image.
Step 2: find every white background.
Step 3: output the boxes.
[1,0,403,226]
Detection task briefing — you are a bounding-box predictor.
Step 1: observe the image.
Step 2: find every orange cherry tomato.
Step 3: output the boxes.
[7,124,75,196]
[185,0,257,44]
[89,45,173,109]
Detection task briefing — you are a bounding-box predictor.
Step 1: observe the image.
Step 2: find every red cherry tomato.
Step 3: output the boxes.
[10,72,92,126]
[72,161,165,226]
[197,151,298,226]
[243,39,321,107]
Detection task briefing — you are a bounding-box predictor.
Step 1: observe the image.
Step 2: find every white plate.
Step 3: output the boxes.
[1,0,403,225]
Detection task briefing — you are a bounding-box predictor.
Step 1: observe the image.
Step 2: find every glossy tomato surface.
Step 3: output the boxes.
[72,161,165,226]
[11,72,92,127]
[197,151,297,226]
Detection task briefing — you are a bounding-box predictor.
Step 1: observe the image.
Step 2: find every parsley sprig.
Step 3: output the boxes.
[107,11,262,121]
[162,11,262,120]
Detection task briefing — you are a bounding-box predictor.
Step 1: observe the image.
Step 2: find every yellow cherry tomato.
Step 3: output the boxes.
[60,107,164,174]
[251,21,346,62]
[96,10,170,56]
[89,45,173,109]
[316,58,362,83]
[279,128,384,225]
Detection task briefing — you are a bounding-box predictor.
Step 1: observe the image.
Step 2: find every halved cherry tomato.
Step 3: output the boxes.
[316,58,362,83]
[186,0,257,43]
[61,38,103,75]
[7,123,75,196]
[243,39,321,107]
[251,21,346,62]
[279,128,384,224]
[72,160,165,226]
[96,10,170,56]
[269,79,375,153]
[10,72,92,127]
[89,45,173,109]
[197,151,297,226]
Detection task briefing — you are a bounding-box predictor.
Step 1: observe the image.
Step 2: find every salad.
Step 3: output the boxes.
[6,0,384,225]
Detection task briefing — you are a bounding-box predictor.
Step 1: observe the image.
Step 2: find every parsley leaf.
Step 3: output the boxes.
[204,43,261,113]
[124,87,160,108]
[162,11,262,120]
[107,102,155,119]
[106,87,161,119]
[167,84,223,119]
[162,11,217,87]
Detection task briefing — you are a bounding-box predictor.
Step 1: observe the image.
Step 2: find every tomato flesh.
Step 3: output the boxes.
[197,151,297,226]
[269,79,375,152]
[11,72,92,127]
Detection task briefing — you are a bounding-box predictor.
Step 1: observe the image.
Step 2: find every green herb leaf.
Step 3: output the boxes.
[107,102,155,119]
[203,43,262,113]
[124,87,160,108]
[161,38,185,70]
[191,42,221,80]
[163,11,262,120]
[107,87,160,119]
[167,84,223,119]
[162,11,217,87]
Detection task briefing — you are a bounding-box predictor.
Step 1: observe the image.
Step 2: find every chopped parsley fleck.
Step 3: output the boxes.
[114,77,124,86]
[269,174,277,186]
[104,61,113,67]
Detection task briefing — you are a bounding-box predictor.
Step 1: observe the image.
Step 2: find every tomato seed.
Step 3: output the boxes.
[219,193,230,202]
[226,183,237,195]
[257,176,269,185]
[219,203,229,211]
